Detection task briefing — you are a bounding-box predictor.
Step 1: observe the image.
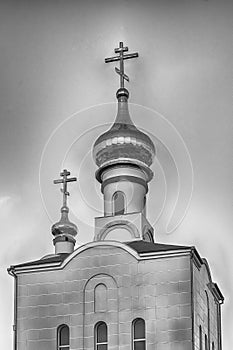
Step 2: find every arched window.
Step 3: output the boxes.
[113,191,125,215]
[199,325,203,350]
[212,342,215,350]
[95,322,108,350]
[132,318,146,350]
[57,324,70,350]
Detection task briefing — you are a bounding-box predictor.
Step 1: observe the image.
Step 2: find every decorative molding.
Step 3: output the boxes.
[101,175,148,193]
[191,247,202,270]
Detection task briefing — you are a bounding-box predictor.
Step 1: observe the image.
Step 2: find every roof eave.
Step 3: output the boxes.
[139,248,192,259]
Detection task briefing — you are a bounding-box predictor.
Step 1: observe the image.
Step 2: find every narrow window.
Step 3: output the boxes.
[212,342,214,350]
[205,291,210,350]
[133,318,146,350]
[205,334,208,350]
[113,191,125,215]
[199,325,203,350]
[143,196,146,213]
[95,322,108,350]
[57,324,70,350]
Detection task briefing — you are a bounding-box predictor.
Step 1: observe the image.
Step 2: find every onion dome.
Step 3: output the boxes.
[51,205,77,242]
[93,88,155,180]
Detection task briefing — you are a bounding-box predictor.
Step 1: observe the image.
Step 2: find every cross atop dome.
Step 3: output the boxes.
[53,169,77,208]
[52,169,78,254]
[93,42,155,186]
[105,41,139,89]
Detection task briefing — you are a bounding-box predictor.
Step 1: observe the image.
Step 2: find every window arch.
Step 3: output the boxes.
[113,191,125,215]
[57,324,70,350]
[132,318,146,350]
[95,322,108,350]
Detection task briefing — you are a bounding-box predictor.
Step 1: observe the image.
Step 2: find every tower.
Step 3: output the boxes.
[93,42,155,242]
[8,42,224,350]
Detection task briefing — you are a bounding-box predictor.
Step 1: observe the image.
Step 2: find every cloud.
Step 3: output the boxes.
[0,195,18,218]
[0,195,11,206]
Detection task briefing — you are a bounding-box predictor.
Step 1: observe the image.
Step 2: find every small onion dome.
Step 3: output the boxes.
[93,88,155,181]
[51,206,78,239]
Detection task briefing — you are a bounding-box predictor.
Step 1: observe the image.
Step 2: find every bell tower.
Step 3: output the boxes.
[93,42,155,242]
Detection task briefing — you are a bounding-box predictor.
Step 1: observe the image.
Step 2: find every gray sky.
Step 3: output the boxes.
[0,0,232,348]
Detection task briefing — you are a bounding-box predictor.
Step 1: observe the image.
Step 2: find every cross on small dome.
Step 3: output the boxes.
[51,169,78,253]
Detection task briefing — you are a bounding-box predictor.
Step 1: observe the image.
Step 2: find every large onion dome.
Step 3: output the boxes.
[93,88,155,181]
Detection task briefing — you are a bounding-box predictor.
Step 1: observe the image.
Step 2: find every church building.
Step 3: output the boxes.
[8,42,224,350]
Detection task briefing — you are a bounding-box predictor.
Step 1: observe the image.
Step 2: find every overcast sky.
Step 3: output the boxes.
[0,0,232,348]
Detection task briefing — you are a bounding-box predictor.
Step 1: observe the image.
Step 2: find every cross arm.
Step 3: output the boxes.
[53,177,77,184]
[53,179,63,184]
[105,52,139,63]
[66,177,77,183]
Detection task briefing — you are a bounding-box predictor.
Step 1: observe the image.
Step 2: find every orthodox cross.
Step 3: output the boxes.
[105,41,139,88]
[53,169,77,207]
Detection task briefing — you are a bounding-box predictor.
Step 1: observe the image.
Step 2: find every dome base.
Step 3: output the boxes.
[95,159,154,184]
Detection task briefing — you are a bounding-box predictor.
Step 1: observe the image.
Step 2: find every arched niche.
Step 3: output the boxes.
[94,283,107,312]
[96,220,140,242]
[83,274,118,350]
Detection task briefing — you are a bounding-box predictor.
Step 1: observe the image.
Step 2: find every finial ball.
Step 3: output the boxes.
[116,88,129,100]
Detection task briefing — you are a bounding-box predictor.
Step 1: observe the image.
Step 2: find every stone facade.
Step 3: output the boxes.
[13,241,204,350]
[192,258,223,350]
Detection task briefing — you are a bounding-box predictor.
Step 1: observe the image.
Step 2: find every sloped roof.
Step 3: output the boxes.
[10,241,191,269]
[9,240,192,270]
[9,253,69,269]
[126,240,191,254]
